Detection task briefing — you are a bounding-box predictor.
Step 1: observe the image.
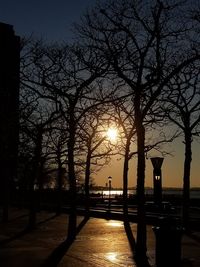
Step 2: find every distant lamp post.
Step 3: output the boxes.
[151,157,164,205]
[108,176,112,211]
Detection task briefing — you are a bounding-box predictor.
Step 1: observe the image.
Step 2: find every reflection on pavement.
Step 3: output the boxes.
[106,221,123,227]
[106,252,118,262]
[105,252,136,266]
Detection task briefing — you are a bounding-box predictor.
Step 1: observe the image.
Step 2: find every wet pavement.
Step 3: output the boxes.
[0,208,200,267]
[58,219,137,267]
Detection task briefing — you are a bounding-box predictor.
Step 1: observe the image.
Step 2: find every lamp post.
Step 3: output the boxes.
[151,157,164,205]
[108,176,112,211]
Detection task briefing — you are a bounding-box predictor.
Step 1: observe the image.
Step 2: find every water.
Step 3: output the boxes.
[90,188,200,199]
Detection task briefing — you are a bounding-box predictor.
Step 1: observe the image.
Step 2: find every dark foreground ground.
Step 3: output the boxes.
[0,208,200,267]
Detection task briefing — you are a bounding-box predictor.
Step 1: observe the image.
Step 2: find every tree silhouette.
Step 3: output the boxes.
[78,105,119,216]
[75,0,200,263]
[46,120,68,215]
[165,64,200,230]
[21,40,110,239]
[112,99,136,216]
[19,86,59,229]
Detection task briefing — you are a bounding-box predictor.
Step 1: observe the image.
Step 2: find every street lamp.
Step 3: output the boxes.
[108,176,112,211]
[151,157,164,205]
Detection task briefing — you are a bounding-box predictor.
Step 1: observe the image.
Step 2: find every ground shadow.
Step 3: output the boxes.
[181,258,193,267]
[124,219,151,267]
[0,228,30,247]
[124,219,136,254]
[37,214,58,225]
[0,213,58,246]
[42,216,89,267]
[4,213,28,223]
[186,232,200,243]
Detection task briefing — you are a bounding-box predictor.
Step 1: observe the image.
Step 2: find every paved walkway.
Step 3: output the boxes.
[0,208,200,267]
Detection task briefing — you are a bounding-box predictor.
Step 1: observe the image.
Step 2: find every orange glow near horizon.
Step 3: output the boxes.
[93,138,200,188]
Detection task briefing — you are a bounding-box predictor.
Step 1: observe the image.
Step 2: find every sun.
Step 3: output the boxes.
[106,128,118,141]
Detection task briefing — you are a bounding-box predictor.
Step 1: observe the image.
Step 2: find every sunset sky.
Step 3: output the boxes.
[0,0,94,42]
[94,138,200,189]
[1,0,200,188]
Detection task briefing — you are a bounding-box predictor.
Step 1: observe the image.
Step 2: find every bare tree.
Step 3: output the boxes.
[113,97,175,217]
[78,105,119,216]
[75,0,200,262]
[46,120,68,215]
[19,85,59,229]
[21,40,111,239]
[165,63,200,230]
[112,99,136,216]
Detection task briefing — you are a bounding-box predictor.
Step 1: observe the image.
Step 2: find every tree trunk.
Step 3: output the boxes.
[1,161,10,222]
[123,139,131,218]
[37,158,45,211]
[28,183,37,230]
[28,131,42,230]
[182,131,192,231]
[135,112,148,264]
[85,151,91,218]
[56,157,63,215]
[67,178,77,241]
[67,118,77,241]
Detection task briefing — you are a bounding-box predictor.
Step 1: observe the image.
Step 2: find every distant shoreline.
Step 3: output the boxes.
[89,187,200,198]
[91,186,200,190]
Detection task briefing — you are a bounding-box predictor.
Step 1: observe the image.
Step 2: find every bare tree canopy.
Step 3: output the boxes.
[75,0,200,263]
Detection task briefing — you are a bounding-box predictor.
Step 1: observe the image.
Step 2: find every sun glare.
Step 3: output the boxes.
[106,128,118,141]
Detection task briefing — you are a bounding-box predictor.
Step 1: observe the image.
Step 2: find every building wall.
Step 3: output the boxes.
[0,22,20,220]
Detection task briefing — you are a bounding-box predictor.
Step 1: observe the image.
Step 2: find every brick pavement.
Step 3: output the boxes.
[0,208,200,267]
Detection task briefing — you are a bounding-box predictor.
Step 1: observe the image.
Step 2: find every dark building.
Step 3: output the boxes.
[0,22,20,221]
